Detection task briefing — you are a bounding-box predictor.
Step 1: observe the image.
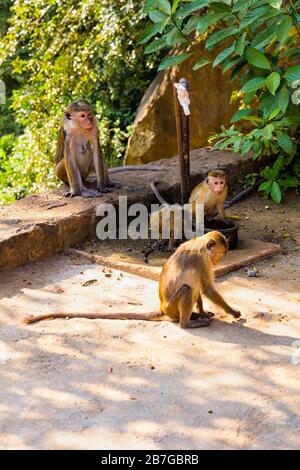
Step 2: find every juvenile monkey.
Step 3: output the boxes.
[189,169,228,219]
[55,100,160,197]
[24,231,240,328]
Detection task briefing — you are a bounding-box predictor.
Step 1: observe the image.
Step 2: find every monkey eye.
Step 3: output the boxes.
[80,114,86,118]
[214,182,218,185]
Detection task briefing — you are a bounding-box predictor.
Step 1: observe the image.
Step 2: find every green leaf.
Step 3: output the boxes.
[206,27,240,50]
[283,48,300,59]
[276,15,292,44]
[210,2,232,13]
[222,57,242,74]
[241,77,266,93]
[197,12,225,35]
[252,25,276,49]
[213,43,235,68]
[158,53,193,70]
[234,0,268,11]
[284,66,300,85]
[241,139,253,156]
[144,0,171,15]
[268,107,281,119]
[271,181,282,204]
[183,16,199,35]
[261,123,274,140]
[172,0,180,14]
[273,155,285,175]
[277,116,300,127]
[144,0,158,13]
[259,181,272,192]
[233,135,242,153]
[174,0,208,19]
[261,93,280,119]
[245,47,272,70]
[139,21,168,44]
[193,57,211,70]
[165,27,185,46]
[149,10,170,22]
[277,131,293,155]
[265,72,280,95]
[230,109,253,123]
[278,87,289,113]
[235,33,247,56]
[239,6,271,29]
[145,37,166,54]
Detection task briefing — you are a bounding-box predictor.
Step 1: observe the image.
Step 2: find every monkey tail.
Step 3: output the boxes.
[150,182,170,206]
[23,311,169,325]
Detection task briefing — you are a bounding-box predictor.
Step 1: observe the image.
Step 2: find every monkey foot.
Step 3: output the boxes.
[184,318,212,329]
[191,311,214,320]
[62,191,80,198]
[81,189,102,198]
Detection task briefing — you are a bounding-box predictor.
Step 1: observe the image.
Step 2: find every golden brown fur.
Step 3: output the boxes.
[189,169,228,219]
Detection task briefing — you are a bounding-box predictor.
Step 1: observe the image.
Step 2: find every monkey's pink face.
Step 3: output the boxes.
[208,177,226,195]
[76,111,94,130]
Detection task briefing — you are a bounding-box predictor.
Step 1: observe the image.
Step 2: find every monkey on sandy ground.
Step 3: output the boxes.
[55,100,160,198]
[24,231,240,328]
[189,169,228,219]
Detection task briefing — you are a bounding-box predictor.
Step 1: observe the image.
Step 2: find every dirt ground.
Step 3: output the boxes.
[0,192,300,450]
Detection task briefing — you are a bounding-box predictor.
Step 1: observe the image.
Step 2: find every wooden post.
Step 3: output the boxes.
[182,103,190,198]
[172,78,190,205]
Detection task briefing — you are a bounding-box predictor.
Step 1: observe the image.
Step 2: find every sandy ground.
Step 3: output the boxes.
[0,192,300,450]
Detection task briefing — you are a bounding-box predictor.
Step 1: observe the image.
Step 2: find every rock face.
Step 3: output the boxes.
[125,54,239,165]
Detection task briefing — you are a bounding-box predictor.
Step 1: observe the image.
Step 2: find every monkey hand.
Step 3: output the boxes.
[228,309,241,319]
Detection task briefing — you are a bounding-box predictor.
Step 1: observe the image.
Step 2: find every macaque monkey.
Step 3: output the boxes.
[24,231,240,327]
[55,100,160,198]
[189,169,228,219]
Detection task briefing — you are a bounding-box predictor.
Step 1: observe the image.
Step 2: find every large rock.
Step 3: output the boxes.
[125,53,239,165]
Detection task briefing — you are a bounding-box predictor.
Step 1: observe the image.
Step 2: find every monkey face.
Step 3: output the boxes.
[76,111,94,130]
[210,244,227,265]
[208,176,226,195]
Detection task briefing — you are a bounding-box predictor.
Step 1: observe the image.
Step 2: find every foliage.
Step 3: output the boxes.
[0,0,161,205]
[141,0,300,203]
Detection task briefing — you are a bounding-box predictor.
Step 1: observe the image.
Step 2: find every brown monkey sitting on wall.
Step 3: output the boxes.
[55,100,114,197]
[24,231,241,328]
[55,100,161,198]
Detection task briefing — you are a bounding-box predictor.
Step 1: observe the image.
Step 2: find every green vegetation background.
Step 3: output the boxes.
[0,0,161,205]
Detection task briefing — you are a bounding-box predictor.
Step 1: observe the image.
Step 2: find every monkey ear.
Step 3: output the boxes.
[206,239,217,251]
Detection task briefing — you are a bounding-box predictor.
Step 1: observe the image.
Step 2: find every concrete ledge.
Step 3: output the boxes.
[0,148,264,270]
